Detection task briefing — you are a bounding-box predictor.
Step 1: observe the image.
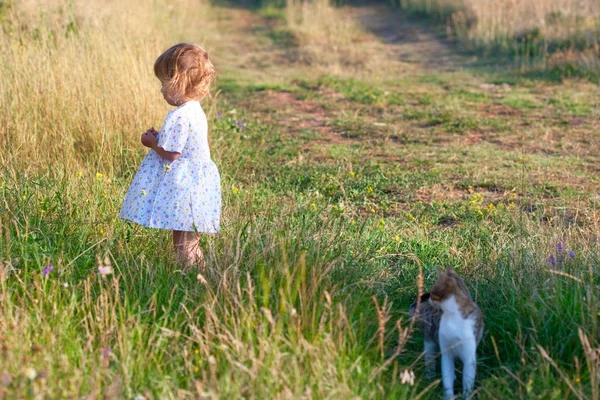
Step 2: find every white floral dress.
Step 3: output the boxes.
[120,101,221,233]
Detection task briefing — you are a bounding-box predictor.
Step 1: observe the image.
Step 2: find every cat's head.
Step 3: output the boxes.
[429,266,470,303]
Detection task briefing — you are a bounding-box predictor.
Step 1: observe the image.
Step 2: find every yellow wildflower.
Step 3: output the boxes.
[487,203,494,211]
[77,172,83,178]
[232,187,239,195]
[96,172,103,179]
[311,203,317,211]
[395,235,400,242]
[348,171,355,178]
[366,186,374,193]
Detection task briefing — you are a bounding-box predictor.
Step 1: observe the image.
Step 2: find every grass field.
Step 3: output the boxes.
[1,0,599,398]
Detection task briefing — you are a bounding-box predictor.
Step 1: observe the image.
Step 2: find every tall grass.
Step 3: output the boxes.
[1,0,600,398]
[397,0,600,73]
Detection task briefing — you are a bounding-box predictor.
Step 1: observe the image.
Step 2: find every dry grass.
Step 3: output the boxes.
[284,0,406,77]
[0,0,216,173]
[400,0,600,69]
[285,0,364,73]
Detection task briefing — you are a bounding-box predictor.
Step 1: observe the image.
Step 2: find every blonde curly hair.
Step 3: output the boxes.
[154,43,215,105]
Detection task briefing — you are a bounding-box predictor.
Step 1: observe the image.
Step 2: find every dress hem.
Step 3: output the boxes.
[120,216,220,234]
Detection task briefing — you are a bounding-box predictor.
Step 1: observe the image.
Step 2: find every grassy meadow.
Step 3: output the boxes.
[396,0,600,78]
[1,0,599,398]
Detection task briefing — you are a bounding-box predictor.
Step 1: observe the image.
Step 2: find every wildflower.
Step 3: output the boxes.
[98,266,113,276]
[575,377,581,383]
[24,368,37,380]
[549,255,556,266]
[2,374,10,387]
[487,203,494,211]
[103,347,111,359]
[370,208,376,213]
[141,190,147,195]
[400,369,415,385]
[348,171,355,178]
[557,242,564,252]
[236,118,247,133]
[97,255,113,276]
[194,366,199,373]
[63,282,69,287]
[366,186,374,193]
[96,172,103,179]
[217,110,222,119]
[77,172,83,178]
[569,250,575,259]
[194,349,199,355]
[99,229,104,235]
[232,187,239,195]
[395,235,401,242]
[311,203,317,211]
[379,219,385,225]
[40,209,45,214]
[43,264,54,276]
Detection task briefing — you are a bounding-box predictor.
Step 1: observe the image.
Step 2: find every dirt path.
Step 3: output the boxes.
[347,3,470,70]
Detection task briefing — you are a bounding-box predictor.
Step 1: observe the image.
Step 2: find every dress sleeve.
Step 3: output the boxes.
[158,114,189,153]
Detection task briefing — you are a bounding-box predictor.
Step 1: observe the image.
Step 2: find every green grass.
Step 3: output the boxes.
[1,1,600,399]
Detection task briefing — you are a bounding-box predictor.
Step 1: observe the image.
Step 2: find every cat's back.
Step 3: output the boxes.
[410,293,442,343]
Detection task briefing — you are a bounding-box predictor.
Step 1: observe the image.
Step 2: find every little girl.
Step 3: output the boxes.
[120,43,221,267]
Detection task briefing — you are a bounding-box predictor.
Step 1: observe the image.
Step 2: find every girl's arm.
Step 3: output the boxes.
[141,131,180,162]
[152,145,180,162]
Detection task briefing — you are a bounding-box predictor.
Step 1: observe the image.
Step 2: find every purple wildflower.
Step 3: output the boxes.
[549,255,556,266]
[3,374,10,387]
[236,118,247,133]
[103,347,110,359]
[557,242,564,252]
[568,250,575,259]
[217,110,222,119]
[43,264,54,276]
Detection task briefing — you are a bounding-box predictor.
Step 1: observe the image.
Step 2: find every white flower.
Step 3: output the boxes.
[98,266,113,276]
[400,369,415,385]
[25,367,37,380]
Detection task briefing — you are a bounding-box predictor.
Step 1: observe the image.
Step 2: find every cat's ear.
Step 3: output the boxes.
[446,265,457,275]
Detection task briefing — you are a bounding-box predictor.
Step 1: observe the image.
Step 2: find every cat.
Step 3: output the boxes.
[410,267,483,399]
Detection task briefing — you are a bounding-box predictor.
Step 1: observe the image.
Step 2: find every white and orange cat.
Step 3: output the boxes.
[411,267,484,399]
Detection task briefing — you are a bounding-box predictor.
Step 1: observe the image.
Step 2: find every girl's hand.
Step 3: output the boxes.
[141,131,158,149]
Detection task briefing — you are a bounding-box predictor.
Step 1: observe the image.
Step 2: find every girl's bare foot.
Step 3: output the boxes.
[173,230,205,271]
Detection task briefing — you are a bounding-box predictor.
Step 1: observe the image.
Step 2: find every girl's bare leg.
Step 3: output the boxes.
[173,230,204,269]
